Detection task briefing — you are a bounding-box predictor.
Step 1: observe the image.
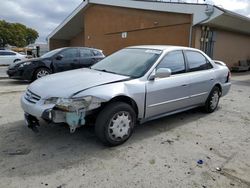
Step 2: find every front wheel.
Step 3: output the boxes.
[204,86,220,113]
[14,59,21,63]
[95,102,136,146]
[33,67,51,80]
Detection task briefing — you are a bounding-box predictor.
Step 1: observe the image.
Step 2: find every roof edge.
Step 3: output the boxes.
[47,0,88,40]
[47,0,250,41]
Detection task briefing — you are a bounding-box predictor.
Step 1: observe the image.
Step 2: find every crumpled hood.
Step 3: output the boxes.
[28,68,129,99]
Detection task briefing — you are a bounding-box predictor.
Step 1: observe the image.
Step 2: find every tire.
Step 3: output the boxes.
[33,67,51,80]
[204,86,220,113]
[95,102,136,146]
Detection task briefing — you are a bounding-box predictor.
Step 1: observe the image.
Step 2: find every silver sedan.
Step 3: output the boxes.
[21,46,231,146]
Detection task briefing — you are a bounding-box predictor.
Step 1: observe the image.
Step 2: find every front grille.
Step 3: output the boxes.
[24,89,41,104]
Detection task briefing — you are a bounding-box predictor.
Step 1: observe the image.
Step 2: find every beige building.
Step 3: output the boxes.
[48,0,250,68]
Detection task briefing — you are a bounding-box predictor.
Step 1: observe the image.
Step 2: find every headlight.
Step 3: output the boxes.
[44,96,105,112]
[44,97,59,105]
[19,62,31,68]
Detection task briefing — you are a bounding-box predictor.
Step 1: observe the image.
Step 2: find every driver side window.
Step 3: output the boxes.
[60,49,78,59]
[157,51,186,75]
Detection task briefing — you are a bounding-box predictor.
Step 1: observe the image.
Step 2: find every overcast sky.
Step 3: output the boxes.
[0,0,249,43]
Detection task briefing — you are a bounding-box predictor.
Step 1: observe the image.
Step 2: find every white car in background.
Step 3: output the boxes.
[0,50,27,65]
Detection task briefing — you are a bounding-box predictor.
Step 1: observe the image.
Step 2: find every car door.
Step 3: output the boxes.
[0,52,6,65]
[53,48,79,72]
[183,50,215,105]
[79,49,96,68]
[0,51,15,65]
[145,50,193,119]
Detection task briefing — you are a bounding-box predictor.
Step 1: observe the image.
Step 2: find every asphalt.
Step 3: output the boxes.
[0,72,250,187]
[0,66,8,79]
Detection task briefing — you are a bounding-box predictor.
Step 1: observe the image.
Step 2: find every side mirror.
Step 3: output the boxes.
[56,54,63,60]
[149,68,171,80]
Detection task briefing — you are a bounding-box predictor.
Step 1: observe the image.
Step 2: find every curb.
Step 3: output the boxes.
[0,77,9,80]
[0,90,25,94]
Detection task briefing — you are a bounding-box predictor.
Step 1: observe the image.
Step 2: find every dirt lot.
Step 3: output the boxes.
[0,73,250,188]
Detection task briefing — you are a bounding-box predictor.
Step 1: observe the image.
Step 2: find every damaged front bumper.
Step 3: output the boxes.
[21,94,103,133]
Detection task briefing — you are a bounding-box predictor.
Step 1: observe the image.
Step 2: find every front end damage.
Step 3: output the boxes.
[43,108,86,133]
[24,96,106,133]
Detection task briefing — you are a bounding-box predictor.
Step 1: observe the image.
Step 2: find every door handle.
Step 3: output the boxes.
[182,84,188,87]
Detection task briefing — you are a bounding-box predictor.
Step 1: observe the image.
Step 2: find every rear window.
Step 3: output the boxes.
[93,50,103,56]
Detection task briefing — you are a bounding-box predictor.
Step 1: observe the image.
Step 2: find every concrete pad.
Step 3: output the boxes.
[0,75,249,188]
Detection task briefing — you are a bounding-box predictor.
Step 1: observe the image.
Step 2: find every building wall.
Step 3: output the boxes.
[193,26,202,49]
[70,31,85,47]
[212,29,250,67]
[49,39,69,50]
[84,5,192,55]
[193,27,250,68]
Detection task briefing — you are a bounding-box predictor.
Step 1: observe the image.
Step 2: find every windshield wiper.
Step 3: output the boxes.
[92,68,135,78]
[94,69,118,74]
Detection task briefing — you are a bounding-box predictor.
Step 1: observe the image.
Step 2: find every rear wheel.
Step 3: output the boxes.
[33,67,51,80]
[204,86,220,113]
[95,102,136,146]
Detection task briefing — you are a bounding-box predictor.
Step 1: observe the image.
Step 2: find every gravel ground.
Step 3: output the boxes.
[0,73,249,188]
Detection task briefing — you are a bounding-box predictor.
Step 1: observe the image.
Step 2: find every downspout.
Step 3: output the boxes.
[190,4,214,49]
[188,25,193,47]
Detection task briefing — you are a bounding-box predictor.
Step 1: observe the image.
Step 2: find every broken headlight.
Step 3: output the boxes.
[44,96,105,112]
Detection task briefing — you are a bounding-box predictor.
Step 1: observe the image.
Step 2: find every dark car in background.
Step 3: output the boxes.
[7,47,105,81]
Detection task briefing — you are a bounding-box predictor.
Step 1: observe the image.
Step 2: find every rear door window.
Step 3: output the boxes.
[80,49,93,58]
[185,51,213,72]
[93,50,103,56]
[157,51,186,75]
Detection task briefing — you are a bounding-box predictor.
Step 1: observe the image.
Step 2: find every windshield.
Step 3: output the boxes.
[41,48,62,58]
[91,48,162,78]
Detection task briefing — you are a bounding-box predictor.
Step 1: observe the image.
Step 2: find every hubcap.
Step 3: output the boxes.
[108,111,132,141]
[210,90,219,110]
[37,70,49,78]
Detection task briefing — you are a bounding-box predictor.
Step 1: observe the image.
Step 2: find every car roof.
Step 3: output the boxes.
[59,47,103,52]
[126,45,197,52]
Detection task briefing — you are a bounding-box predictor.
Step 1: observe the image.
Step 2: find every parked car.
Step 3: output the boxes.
[21,45,231,146]
[0,50,27,65]
[7,47,105,81]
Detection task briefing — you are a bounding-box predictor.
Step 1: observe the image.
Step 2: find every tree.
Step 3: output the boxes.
[0,20,39,47]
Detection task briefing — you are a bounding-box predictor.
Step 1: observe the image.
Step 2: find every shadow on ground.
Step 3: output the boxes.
[0,79,30,86]
[0,108,208,177]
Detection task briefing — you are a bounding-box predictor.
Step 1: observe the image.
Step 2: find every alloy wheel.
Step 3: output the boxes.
[37,69,49,78]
